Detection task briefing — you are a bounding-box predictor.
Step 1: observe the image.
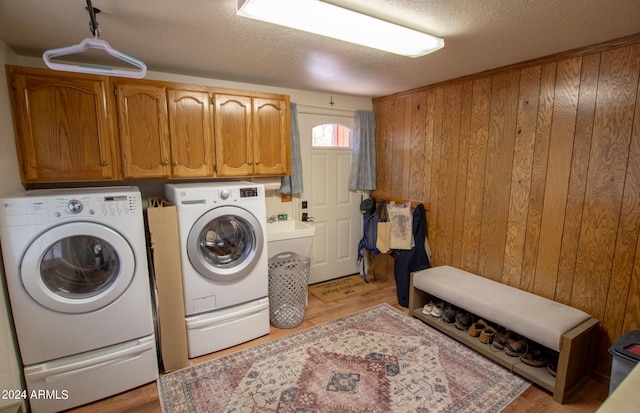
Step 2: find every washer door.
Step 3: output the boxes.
[21,222,135,314]
[187,206,263,282]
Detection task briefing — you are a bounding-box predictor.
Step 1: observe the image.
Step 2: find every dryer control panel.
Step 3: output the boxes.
[240,187,259,198]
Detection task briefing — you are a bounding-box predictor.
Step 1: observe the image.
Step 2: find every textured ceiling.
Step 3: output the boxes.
[1,0,639,98]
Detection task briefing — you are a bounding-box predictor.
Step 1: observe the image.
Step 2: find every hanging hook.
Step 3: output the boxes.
[85,0,101,37]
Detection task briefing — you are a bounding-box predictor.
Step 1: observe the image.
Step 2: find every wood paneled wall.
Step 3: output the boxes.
[372,35,640,376]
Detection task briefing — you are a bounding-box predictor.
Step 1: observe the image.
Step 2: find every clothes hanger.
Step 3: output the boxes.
[42,0,147,79]
[43,38,147,78]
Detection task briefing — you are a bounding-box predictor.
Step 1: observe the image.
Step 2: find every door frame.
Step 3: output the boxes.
[295,105,365,283]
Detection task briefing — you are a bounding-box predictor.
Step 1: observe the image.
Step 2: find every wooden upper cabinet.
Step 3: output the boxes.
[214,93,254,176]
[6,66,289,183]
[8,70,118,182]
[115,82,171,178]
[253,97,290,175]
[167,89,214,178]
[116,82,215,179]
[214,92,290,177]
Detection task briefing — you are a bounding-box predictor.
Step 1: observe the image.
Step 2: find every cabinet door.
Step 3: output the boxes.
[167,89,214,178]
[116,83,171,178]
[214,94,253,176]
[11,74,117,182]
[253,97,290,176]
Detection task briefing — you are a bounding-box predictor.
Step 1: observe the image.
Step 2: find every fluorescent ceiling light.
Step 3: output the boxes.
[237,0,444,58]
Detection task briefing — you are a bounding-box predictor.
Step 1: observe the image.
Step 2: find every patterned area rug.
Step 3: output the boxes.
[158,304,530,412]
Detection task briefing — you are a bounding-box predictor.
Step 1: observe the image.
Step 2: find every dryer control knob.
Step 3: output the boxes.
[65,199,83,214]
[220,189,230,200]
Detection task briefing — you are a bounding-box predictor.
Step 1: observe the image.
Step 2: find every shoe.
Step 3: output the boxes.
[546,351,559,376]
[468,320,487,337]
[442,303,457,323]
[454,310,473,330]
[493,328,512,350]
[430,302,443,318]
[505,335,528,357]
[422,301,435,316]
[519,343,549,367]
[479,326,496,344]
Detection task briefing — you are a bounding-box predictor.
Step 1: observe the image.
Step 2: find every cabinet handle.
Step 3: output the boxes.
[101,161,109,166]
[172,161,178,166]
[161,160,168,166]
[255,160,260,165]
[248,161,253,166]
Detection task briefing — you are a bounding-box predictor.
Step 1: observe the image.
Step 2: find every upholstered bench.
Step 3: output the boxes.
[409,265,599,403]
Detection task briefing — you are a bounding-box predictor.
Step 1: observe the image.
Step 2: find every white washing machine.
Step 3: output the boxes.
[0,187,158,413]
[165,182,270,358]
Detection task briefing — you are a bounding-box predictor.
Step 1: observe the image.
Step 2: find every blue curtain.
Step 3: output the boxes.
[278,102,303,194]
[348,110,376,191]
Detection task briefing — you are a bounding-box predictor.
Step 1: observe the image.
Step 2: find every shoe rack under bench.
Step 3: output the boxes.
[408,278,600,404]
[411,308,555,391]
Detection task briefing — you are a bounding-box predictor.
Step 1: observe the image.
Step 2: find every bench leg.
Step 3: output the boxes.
[409,272,431,315]
[553,317,599,403]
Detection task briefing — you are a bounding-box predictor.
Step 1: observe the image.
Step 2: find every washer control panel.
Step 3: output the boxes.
[51,194,139,219]
[65,199,84,214]
[1,189,142,227]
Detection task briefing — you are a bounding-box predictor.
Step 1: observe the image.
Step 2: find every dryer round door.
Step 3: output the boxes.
[21,222,136,314]
[187,206,264,282]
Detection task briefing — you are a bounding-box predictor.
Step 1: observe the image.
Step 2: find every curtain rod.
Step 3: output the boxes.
[296,104,356,118]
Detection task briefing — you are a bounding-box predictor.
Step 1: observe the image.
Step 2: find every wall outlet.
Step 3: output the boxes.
[301,201,307,209]
[277,214,288,221]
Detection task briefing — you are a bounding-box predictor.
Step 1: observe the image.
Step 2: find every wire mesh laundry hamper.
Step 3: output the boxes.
[268,252,310,328]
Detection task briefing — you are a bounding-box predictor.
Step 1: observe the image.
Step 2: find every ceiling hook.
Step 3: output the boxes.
[85,0,101,37]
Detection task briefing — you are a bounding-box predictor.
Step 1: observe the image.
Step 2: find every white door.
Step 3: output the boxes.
[298,111,361,284]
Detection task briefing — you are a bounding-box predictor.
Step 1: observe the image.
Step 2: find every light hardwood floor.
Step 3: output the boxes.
[66,274,609,413]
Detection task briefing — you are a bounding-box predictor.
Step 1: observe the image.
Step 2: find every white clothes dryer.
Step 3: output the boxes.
[165,182,270,357]
[0,187,158,413]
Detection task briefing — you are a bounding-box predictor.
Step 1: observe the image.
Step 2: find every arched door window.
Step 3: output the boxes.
[312,124,352,148]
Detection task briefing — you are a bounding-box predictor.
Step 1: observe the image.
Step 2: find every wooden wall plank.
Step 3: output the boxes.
[534,57,582,299]
[428,89,444,264]
[620,68,640,334]
[408,92,427,201]
[477,71,520,281]
[434,85,463,264]
[502,66,542,287]
[571,45,639,321]
[402,97,412,198]
[451,81,474,268]
[520,62,557,292]
[460,78,492,273]
[374,100,394,195]
[556,53,601,305]
[423,90,436,203]
[391,97,407,194]
[625,238,640,333]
